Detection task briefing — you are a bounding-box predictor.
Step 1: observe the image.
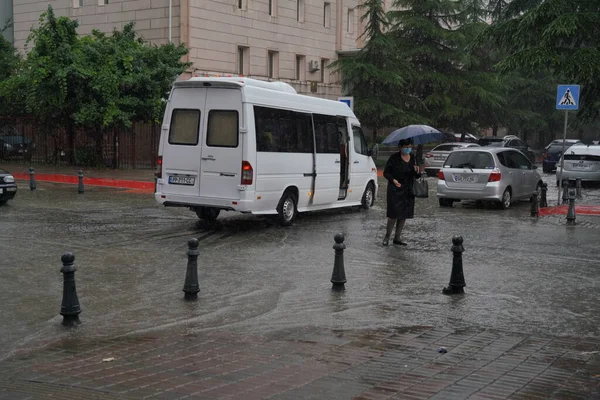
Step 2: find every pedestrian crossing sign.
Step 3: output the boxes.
[556,85,580,110]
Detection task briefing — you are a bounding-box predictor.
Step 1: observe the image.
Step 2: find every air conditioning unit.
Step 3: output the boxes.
[308,60,320,72]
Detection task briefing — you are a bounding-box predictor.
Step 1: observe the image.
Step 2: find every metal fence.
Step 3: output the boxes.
[0,118,160,169]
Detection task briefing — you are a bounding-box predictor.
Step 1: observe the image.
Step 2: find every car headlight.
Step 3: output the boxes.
[3,175,15,183]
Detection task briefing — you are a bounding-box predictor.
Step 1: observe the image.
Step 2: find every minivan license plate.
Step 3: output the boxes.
[169,175,195,185]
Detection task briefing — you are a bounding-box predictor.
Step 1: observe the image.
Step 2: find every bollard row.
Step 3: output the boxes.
[26,167,85,193]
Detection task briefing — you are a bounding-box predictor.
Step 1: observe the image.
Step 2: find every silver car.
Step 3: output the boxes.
[556,144,600,184]
[424,142,480,177]
[436,148,542,209]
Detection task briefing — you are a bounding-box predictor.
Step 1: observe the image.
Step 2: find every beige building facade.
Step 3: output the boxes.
[11,0,376,100]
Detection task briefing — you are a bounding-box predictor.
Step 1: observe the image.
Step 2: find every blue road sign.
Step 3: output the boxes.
[338,96,354,110]
[556,85,580,111]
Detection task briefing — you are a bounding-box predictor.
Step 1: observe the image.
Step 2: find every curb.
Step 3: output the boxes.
[13,172,155,193]
[539,205,600,216]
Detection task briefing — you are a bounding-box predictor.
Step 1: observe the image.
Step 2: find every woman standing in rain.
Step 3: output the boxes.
[382,138,420,246]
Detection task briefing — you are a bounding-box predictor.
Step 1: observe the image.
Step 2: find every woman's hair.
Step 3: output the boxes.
[398,138,413,147]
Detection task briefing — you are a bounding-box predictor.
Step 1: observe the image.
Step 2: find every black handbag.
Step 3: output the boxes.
[411,177,429,198]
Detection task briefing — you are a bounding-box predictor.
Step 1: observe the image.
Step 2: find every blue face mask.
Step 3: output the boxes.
[401,147,412,155]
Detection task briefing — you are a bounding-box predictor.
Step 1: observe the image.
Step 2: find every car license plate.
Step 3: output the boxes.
[0,188,3,194]
[169,175,195,185]
[7,187,16,192]
[453,175,477,183]
[434,156,445,160]
[572,163,587,169]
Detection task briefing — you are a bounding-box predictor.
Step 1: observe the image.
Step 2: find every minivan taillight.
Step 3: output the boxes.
[241,161,253,185]
[488,169,501,182]
[437,170,445,180]
[156,156,163,179]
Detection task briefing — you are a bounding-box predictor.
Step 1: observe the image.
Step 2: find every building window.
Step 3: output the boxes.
[269,0,276,16]
[268,51,279,79]
[296,55,305,81]
[323,2,331,28]
[73,0,84,7]
[238,0,243,9]
[321,59,328,83]
[347,8,354,33]
[98,0,108,5]
[238,46,249,76]
[297,0,305,22]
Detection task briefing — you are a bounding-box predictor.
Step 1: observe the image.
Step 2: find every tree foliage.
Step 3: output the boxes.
[0,5,191,133]
[330,0,419,140]
[488,0,600,122]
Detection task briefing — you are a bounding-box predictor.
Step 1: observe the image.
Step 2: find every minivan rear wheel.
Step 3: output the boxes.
[195,207,220,222]
[277,190,298,227]
[439,199,453,207]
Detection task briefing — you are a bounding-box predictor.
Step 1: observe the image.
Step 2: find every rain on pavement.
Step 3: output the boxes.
[0,173,599,361]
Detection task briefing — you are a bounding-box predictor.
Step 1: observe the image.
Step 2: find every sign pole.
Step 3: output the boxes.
[554,84,579,206]
[557,110,568,206]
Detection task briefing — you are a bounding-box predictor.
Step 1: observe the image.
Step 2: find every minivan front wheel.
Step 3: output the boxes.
[361,183,375,210]
[500,189,511,210]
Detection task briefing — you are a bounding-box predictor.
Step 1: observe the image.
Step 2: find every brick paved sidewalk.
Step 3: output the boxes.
[0,326,598,400]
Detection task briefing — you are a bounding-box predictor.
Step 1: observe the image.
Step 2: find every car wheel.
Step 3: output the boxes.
[500,189,511,210]
[531,182,542,202]
[439,199,453,207]
[277,190,298,227]
[195,207,220,222]
[542,166,552,173]
[361,182,375,210]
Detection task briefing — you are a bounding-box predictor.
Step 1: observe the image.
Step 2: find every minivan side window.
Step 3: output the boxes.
[254,106,313,153]
[207,110,239,147]
[169,109,200,146]
[352,126,368,155]
[313,114,339,154]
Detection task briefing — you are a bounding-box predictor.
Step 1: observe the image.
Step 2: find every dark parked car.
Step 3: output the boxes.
[542,139,582,173]
[478,135,536,164]
[0,135,33,160]
[0,169,17,205]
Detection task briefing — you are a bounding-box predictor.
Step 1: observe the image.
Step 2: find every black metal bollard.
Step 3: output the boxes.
[576,178,582,199]
[561,179,569,205]
[442,236,466,295]
[566,188,576,225]
[60,252,82,327]
[530,190,539,217]
[540,183,548,208]
[29,167,36,191]
[78,169,84,194]
[183,238,200,300]
[330,233,347,290]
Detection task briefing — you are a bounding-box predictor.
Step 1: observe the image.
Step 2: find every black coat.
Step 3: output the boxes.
[383,152,419,219]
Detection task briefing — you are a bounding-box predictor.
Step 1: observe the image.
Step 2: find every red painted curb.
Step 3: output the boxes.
[13,172,154,192]
[539,205,600,216]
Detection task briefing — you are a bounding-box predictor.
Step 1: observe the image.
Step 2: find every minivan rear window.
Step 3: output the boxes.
[207,110,239,148]
[445,151,495,169]
[169,109,200,146]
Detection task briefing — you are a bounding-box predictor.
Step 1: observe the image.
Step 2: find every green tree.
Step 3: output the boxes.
[388,0,476,131]
[330,0,418,142]
[488,0,600,122]
[74,23,190,162]
[0,33,23,116]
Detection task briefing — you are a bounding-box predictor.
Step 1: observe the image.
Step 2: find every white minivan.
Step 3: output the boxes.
[155,77,378,226]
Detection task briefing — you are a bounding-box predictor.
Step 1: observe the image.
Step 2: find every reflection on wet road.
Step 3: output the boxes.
[0,174,599,359]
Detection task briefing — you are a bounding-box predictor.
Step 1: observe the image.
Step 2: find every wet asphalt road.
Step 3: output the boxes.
[0,173,599,361]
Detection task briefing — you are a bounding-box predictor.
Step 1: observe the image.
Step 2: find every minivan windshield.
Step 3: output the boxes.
[444,151,495,169]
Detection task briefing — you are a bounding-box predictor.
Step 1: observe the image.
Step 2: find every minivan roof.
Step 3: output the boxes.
[173,77,357,119]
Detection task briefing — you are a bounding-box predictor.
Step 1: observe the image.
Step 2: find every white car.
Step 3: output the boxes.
[556,144,600,184]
